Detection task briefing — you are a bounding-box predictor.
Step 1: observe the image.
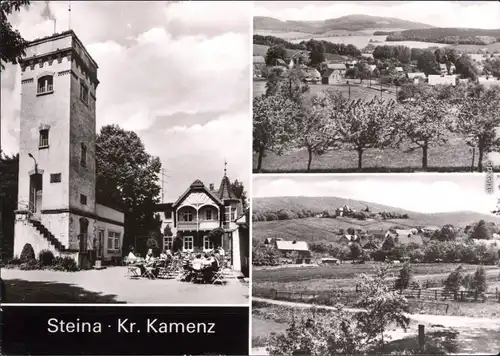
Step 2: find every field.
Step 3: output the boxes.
[252,263,500,292]
[253,80,395,99]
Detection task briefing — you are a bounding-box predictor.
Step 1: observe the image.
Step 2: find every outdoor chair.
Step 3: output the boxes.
[127,266,140,279]
[177,266,191,281]
[212,267,224,285]
[193,270,204,284]
[156,260,170,279]
[143,266,156,280]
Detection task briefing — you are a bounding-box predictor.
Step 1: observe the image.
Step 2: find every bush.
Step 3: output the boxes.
[20,243,36,262]
[7,257,22,265]
[57,256,78,272]
[19,259,40,270]
[38,249,55,266]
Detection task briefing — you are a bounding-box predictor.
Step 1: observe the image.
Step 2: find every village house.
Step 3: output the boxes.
[322,64,347,84]
[152,170,248,275]
[428,74,457,86]
[335,205,356,217]
[13,30,124,269]
[338,234,359,245]
[439,63,448,75]
[253,55,266,78]
[407,72,426,84]
[264,237,283,245]
[478,76,500,88]
[303,68,321,83]
[275,240,311,264]
[384,228,422,245]
[395,67,404,73]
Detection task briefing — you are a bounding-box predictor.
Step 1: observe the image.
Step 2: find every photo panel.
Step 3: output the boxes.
[252,1,500,174]
[251,173,500,355]
[0,1,252,354]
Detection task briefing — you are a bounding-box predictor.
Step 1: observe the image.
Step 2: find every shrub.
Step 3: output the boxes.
[7,257,22,265]
[20,243,36,262]
[58,256,78,272]
[395,262,412,290]
[38,250,55,266]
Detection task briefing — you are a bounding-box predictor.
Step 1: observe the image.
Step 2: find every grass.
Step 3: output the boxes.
[1,278,124,303]
[252,263,500,292]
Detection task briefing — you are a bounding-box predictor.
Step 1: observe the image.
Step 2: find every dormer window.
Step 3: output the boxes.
[80,81,89,104]
[39,129,49,148]
[37,75,53,95]
[80,143,87,167]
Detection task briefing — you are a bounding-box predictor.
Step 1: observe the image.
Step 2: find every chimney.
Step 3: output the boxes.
[209,183,214,191]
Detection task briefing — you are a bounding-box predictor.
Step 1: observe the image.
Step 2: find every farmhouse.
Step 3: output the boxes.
[152,169,248,274]
[384,228,422,245]
[478,76,500,87]
[275,240,311,263]
[395,67,404,73]
[264,237,283,245]
[428,75,457,86]
[439,63,448,74]
[335,205,355,217]
[304,68,321,82]
[322,64,347,84]
[13,30,124,269]
[407,72,426,83]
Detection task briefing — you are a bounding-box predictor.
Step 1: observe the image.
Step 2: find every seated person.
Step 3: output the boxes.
[166,249,174,261]
[192,254,203,271]
[203,253,220,283]
[127,248,138,264]
[145,249,155,264]
[160,250,168,260]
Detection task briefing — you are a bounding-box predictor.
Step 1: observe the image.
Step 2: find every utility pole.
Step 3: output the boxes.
[159,169,170,203]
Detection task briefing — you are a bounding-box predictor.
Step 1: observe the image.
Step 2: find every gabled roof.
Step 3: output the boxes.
[172,179,223,207]
[407,72,426,78]
[276,240,309,251]
[218,175,238,201]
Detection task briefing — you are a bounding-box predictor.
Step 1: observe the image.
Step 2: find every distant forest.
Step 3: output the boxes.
[253,35,362,57]
[387,28,500,45]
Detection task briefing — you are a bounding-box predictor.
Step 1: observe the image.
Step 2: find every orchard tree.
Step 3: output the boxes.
[455,84,500,171]
[416,50,440,75]
[253,94,300,172]
[1,0,31,70]
[294,92,340,171]
[96,125,162,251]
[394,262,412,290]
[395,92,453,170]
[470,219,492,240]
[355,265,410,349]
[337,97,398,170]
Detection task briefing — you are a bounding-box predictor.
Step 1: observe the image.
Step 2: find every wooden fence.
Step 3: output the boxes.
[253,285,500,309]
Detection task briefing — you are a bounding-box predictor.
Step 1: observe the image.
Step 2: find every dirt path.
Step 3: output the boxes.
[253,297,500,328]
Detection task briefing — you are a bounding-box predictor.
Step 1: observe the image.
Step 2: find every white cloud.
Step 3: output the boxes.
[254,175,496,214]
[1,1,251,197]
[254,1,500,29]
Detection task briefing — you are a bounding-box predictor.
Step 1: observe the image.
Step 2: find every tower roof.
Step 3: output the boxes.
[218,175,235,200]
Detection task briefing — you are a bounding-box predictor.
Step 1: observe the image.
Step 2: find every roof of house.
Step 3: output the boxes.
[439,63,447,70]
[275,240,309,251]
[407,72,426,78]
[395,67,404,72]
[327,63,347,70]
[428,75,456,86]
[173,179,223,208]
[305,68,321,78]
[388,229,415,237]
[342,234,358,241]
[276,58,287,66]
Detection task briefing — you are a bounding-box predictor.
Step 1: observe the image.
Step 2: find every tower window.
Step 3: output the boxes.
[50,173,61,183]
[80,143,87,167]
[80,194,87,205]
[37,75,53,94]
[80,82,89,104]
[39,129,49,148]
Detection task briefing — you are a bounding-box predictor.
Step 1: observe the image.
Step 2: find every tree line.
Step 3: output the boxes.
[386,28,500,45]
[252,208,409,222]
[254,67,500,172]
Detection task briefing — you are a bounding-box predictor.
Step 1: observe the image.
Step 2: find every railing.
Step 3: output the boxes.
[37,84,53,94]
[177,221,199,230]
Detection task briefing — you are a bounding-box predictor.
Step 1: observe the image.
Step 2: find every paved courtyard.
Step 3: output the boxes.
[1,267,249,304]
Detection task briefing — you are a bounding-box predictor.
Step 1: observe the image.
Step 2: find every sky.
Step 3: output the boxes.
[1,1,251,202]
[254,1,500,29]
[253,174,500,214]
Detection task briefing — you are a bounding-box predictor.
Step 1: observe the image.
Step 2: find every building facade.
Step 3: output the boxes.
[14,30,124,268]
[154,172,248,274]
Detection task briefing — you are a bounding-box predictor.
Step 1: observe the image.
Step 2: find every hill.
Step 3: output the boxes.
[254,15,433,34]
[253,196,500,228]
[387,28,500,45]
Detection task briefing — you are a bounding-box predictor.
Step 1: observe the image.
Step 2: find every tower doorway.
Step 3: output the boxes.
[29,173,43,219]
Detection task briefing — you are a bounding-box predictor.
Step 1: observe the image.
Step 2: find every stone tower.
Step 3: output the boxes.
[14,30,99,258]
